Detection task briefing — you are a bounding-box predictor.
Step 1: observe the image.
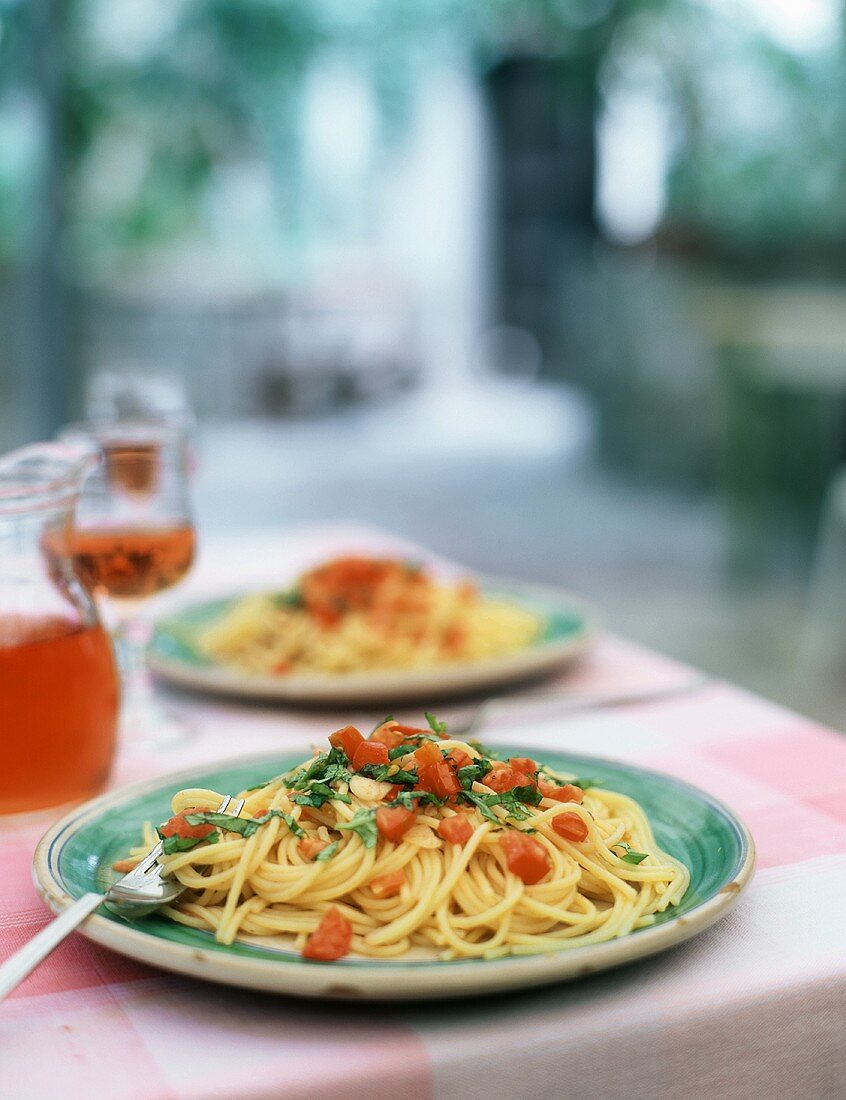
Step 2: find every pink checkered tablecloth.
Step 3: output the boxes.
[2,524,845,1100]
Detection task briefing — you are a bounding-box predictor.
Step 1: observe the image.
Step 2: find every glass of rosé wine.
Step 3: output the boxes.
[57,419,197,748]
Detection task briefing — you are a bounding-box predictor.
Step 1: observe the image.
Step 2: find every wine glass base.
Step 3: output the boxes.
[119,701,196,751]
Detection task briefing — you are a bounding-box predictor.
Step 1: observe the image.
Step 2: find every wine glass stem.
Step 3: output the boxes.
[114,613,153,716]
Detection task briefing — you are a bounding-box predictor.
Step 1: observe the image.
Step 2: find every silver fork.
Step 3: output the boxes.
[0,794,244,1002]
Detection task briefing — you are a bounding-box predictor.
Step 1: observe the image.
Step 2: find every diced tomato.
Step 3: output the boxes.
[311,605,341,629]
[375,804,417,842]
[418,762,461,799]
[368,723,406,750]
[298,836,329,860]
[352,740,390,771]
[538,780,584,804]
[437,815,473,845]
[508,757,538,778]
[392,724,431,736]
[159,807,216,841]
[414,741,442,766]
[385,784,402,801]
[302,907,353,961]
[499,831,551,885]
[369,869,407,898]
[485,766,532,794]
[440,624,465,652]
[329,725,365,760]
[447,749,472,771]
[552,812,589,842]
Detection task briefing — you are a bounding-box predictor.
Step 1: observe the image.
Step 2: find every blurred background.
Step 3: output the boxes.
[3,0,846,726]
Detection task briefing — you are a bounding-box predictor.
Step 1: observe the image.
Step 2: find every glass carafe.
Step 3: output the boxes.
[0,443,119,814]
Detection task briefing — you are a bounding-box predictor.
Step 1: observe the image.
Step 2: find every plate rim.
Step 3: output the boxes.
[32,746,756,1001]
[146,577,602,703]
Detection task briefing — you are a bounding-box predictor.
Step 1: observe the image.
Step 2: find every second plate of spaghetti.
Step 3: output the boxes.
[147,556,598,703]
[33,720,754,1001]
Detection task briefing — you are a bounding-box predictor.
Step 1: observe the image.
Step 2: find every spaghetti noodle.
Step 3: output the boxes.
[197,557,540,676]
[125,717,689,962]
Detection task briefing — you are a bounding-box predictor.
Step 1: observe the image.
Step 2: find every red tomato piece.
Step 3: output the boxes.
[508,757,539,778]
[485,766,532,794]
[414,741,443,766]
[418,762,461,799]
[447,749,472,771]
[552,812,589,842]
[375,804,417,842]
[392,724,431,736]
[369,869,407,898]
[538,779,584,803]
[302,907,353,961]
[352,740,390,771]
[437,815,474,845]
[328,725,365,760]
[298,836,329,860]
[384,784,402,801]
[159,807,216,841]
[499,831,551,885]
[368,723,406,750]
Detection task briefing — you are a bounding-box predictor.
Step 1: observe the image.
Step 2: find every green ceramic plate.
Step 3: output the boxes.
[33,746,754,1001]
[147,580,598,704]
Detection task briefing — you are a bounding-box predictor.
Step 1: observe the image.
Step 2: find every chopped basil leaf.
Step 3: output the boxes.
[159,829,220,855]
[388,743,417,760]
[459,786,540,824]
[337,809,379,849]
[291,753,350,791]
[391,789,444,810]
[360,763,418,785]
[314,840,341,862]
[615,842,648,865]
[507,784,543,808]
[460,792,502,825]
[272,588,303,608]
[292,782,351,809]
[456,759,493,791]
[291,792,322,809]
[184,809,305,840]
[424,711,447,735]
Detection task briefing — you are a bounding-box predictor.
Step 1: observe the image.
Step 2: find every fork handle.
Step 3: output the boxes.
[0,892,103,1002]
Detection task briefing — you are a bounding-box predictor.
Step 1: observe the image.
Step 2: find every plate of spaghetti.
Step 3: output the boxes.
[34,716,754,1000]
[147,556,597,703]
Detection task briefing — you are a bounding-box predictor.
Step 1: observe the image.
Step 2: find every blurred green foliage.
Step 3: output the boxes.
[605,2,846,265]
[0,0,845,269]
